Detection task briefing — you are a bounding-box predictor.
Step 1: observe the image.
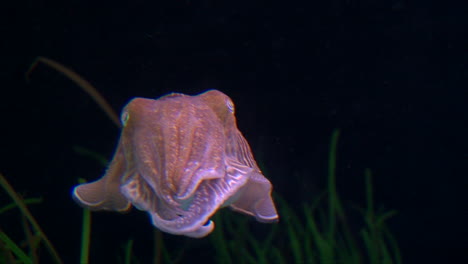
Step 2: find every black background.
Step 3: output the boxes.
[1,0,467,263]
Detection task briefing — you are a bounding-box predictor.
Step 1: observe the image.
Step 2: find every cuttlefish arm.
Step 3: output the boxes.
[225,132,279,223]
[72,142,130,212]
[72,89,278,238]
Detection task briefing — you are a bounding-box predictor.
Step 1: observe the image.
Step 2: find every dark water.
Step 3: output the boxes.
[1,1,467,263]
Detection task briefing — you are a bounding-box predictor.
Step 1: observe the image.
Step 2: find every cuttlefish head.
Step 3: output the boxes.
[72,90,278,238]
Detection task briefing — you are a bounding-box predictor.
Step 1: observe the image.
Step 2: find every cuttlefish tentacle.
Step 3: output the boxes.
[148,159,251,237]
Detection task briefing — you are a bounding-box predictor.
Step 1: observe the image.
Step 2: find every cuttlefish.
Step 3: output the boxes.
[72,90,278,238]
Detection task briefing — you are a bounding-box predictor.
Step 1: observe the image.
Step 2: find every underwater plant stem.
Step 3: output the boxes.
[78,179,91,264]
[210,214,232,264]
[0,229,33,264]
[0,173,63,264]
[0,238,17,264]
[365,169,374,219]
[327,129,340,241]
[154,229,161,264]
[0,197,43,214]
[26,56,121,128]
[124,240,134,264]
[21,214,39,264]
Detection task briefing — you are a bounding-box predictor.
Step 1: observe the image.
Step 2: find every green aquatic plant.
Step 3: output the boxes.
[0,173,142,264]
[77,178,91,264]
[0,173,62,264]
[206,129,401,264]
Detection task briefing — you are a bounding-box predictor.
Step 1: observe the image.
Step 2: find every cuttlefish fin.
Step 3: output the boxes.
[229,171,279,223]
[72,144,131,212]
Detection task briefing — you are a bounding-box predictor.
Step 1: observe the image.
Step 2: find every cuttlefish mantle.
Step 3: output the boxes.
[72,89,278,238]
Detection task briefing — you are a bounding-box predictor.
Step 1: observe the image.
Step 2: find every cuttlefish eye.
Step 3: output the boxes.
[226,98,234,113]
[120,110,129,126]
